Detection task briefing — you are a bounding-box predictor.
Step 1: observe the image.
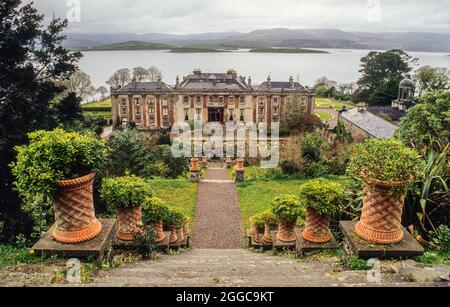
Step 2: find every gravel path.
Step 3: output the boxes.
[192,165,244,249]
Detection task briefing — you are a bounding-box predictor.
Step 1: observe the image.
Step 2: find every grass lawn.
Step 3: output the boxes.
[314,110,333,122]
[236,172,348,229]
[146,178,198,227]
[0,245,56,269]
[315,98,356,111]
[83,111,112,121]
[82,98,112,109]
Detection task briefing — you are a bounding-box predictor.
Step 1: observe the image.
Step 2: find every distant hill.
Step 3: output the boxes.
[81,41,173,51]
[64,28,450,53]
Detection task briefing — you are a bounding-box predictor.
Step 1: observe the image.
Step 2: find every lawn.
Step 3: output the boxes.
[82,98,112,109]
[315,98,356,111]
[83,111,112,121]
[314,110,333,122]
[146,178,198,227]
[236,170,348,229]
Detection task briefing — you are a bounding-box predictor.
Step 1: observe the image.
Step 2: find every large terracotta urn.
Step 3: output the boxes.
[262,223,277,243]
[236,158,245,170]
[355,181,406,244]
[116,206,144,241]
[182,217,190,236]
[276,221,296,243]
[301,207,331,244]
[191,158,199,171]
[52,173,102,244]
[169,225,178,244]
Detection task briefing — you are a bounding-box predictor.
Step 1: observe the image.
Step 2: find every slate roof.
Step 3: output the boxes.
[256,81,308,92]
[366,106,407,122]
[117,82,172,92]
[340,108,399,139]
[180,75,248,91]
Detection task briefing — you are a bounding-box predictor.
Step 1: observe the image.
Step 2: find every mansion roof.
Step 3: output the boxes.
[114,69,313,95]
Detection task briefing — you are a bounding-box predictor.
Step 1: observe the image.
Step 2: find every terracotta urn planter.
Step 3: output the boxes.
[169,225,178,244]
[301,207,331,244]
[52,173,102,244]
[190,158,199,171]
[276,221,296,243]
[355,181,406,244]
[249,217,257,236]
[182,217,190,236]
[153,220,166,243]
[116,206,144,241]
[202,156,208,163]
[236,158,244,170]
[177,226,185,242]
[262,223,277,243]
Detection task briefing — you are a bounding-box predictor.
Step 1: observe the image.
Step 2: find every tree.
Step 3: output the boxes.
[132,67,149,83]
[61,69,95,100]
[314,76,337,88]
[395,90,450,154]
[367,78,399,105]
[147,66,163,82]
[0,0,81,242]
[356,49,417,102]
[106,68,131,89]
[96,86,108,100]
[284,94,324,134]
[414,66,449,96]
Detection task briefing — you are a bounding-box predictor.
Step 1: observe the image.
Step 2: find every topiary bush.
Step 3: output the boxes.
[250,213,265,232]
[11,128,109,198]
[347,138,425,188]
[300,179,346,216]
[271,195,302,224]
[260,209,278,227]
[142,197,170,225]
[101,175,153,209]
[163,207,186,228]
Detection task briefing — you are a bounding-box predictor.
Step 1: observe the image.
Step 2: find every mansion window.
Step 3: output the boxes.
[134,98,142,125]
[184,108,189,121]
[162,98,168,107]
[162,106,169,116]
[183,96,189,104]
[240,109,245,122]
[195,108,201,120]
[273,98,279,106]
[218,96,224,105]
[149,117,155,125]
[148,99,155,125]
[228,96,234,104]
[259,98,265,107]
[240,96,245,105]
[121,99,127,117]
[229,109,234,121]
[196,96,201,103]
[273,107,279,116]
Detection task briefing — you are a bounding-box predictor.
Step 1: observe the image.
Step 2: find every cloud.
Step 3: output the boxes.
[29,0,450,33]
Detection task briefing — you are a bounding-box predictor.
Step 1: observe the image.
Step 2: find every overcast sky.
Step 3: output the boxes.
[30,0,450,34]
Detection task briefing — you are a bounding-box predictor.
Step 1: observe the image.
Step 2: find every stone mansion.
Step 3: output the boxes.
[111,69,315,129]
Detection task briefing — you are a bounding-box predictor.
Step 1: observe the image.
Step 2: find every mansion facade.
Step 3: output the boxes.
[111,69,315,130]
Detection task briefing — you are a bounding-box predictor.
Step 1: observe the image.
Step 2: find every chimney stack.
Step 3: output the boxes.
[289,76,294,88]
[175,76,180,88]
[267,75,271,90]
[247,76,252,89]
[157,76,162,89]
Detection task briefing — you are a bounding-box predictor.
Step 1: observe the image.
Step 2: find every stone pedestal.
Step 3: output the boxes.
[32,219,117,260]
[296,229,339,257]
[340,221,424,259]
[271,231,296,251]
[246,229,261,249]
[235,169,245,182]
[190,170,200,182]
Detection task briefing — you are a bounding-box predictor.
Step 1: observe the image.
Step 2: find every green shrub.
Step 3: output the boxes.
[348,139,425,188]
[432,225,450,257]
[163,207,186,228]
[300,179,346,216]
[101,176,153,209]
[280,160,299,175]
[11,128,109,198]
[142,197,170,225]
[271,195,302,224]
[342,256,371,270]
[260,210,278,227]
[250,213,265,232]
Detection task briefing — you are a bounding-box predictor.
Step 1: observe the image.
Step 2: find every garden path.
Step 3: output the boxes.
[191,162,244,249]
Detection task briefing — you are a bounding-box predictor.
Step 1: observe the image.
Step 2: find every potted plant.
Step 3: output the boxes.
[348,139,424,244]
[260,210,278,243]
[101,176,153,241]
[12,129,108,244]
[300,179,345,244]
[163,207,186,244]
[191,158,199,172]
[249,213,265,243]
[142,197,170,243]
[236,158,245,170]
[182,216,190,236]
[271,195,302,243]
